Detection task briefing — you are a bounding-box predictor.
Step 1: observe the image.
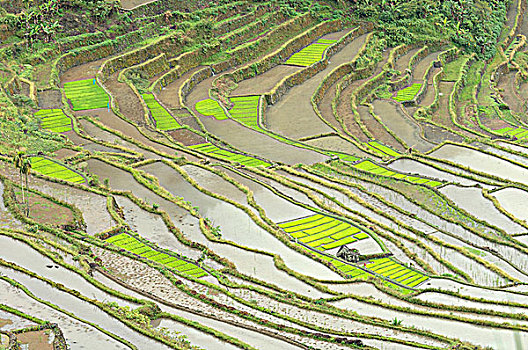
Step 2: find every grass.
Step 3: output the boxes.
[188,143,271,167]
[352,160,443,187]
[63,78,109,111]
[279,214,370,251]
[458,61,484,103]
[35,109,72,133]
[392,83,422,102]
[363,258,429,287]
[141,93,181,130]
[106,233,208,278]
[285,39,336,67]
[29,157,86,184]
[441,56,468,82]
[195,99,228,120]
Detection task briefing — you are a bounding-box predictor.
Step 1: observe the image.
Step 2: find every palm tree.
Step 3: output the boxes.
[13,151,26,211]
[21,159,32,216]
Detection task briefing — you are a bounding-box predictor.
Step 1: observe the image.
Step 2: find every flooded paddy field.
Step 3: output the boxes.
[5,1,528,349]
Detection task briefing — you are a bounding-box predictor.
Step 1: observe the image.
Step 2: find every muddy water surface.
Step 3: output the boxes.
[266,34,368,139]
[141,162,343,281]
[372,100,434,152]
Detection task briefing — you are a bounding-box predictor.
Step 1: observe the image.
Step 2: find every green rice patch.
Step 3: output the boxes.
[29,157,85,184]
[63,79,109,111]
[142,94,181,130]
[195,99,228,120]
[392,83,423,102]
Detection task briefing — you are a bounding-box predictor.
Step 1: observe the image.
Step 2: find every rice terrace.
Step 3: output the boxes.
[3,0,528,349]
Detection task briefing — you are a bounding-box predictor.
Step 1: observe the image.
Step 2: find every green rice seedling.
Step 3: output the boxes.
[29,157,86,184]
[63,79,109,111]
[392,83,423,102]
[35,109,72,133]
[195,99,228,119]
[279,214,370,251]
[188,143,271,167]
[106,232,208,278]
[142,93,181,130]
[351,160,443,187]
[285,39,336,67]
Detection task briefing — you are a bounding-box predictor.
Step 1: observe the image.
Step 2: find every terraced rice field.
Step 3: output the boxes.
[142,93,181,130]
[365,140,401,157]
[29,157,86,184]
[63,78,109,111]
[35,109,72,133]
[285,39,336,66]
[4,1,528,349]
[195,98,228,119]
[352,160,444,187]
[279,214,370,251]
[392,82,423,102]
[106,232,208,278]
[188,142,271,167]
[494,126,528,139]
[364,258,429,288]
[228,95,261,129]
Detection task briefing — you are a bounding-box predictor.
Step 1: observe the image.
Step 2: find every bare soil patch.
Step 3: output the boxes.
[52,148,79,160]
[120,0,157,10]
[33,62,53,89]
[168,129,205,146]
[105,73,145,125]
[266,33,368,140]
[14,190,75,227]
[304,135,371,158]
[421,122,464,144]
[16,330,53,350]
[393,48,419,76]
[60,57,107,83]
[413,51,441,80]
[37,89,62,109]
[372,100,434,152]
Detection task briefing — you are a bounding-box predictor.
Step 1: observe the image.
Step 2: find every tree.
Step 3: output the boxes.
[21,159,32,216]
[13,151,27,215]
